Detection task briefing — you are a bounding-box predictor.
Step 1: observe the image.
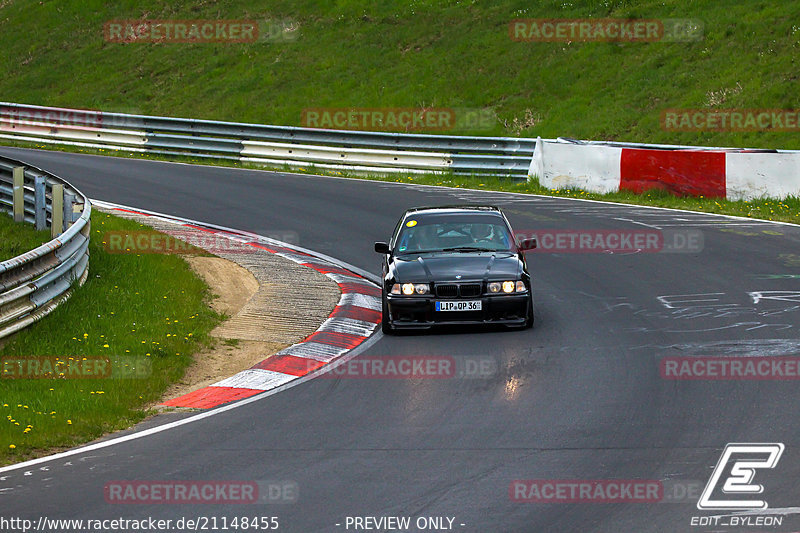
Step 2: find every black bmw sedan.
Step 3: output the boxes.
[374,206,536,334]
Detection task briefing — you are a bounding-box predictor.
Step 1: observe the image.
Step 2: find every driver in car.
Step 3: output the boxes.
[472,223,510,247]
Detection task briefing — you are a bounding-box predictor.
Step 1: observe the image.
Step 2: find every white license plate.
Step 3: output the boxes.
[435,300,482,312]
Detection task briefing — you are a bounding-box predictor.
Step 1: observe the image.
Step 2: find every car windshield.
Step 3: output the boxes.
[394,215,514,254]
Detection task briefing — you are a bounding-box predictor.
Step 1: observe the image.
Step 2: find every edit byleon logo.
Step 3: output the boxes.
[697,443,784,510]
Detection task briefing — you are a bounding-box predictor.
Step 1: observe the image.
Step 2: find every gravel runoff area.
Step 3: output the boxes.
[94,205,342,403]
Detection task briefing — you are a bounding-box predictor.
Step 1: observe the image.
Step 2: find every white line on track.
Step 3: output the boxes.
[613,217,662,229]
[0,331,382,475]
[0,204,383,475]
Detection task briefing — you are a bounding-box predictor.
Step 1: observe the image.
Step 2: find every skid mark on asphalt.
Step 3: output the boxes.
[638,339,800,357]
[600,290,800,334]
[749,291,800,304]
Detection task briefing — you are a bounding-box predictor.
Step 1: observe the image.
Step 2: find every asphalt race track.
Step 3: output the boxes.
[3,146,800,532]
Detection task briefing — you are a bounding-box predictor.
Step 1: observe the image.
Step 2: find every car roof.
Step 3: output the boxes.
[402,205,503,217]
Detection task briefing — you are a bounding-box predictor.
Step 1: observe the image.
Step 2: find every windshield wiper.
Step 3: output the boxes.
[396,249,442,255]
[441,246,488,253]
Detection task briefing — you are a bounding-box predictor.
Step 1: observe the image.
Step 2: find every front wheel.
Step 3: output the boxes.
[381,293,394,335]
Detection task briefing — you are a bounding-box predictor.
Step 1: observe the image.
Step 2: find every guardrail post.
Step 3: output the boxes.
[51,184,63,238]
[12,167,24,222]
[63,191,77,228]
[34,175,46,230]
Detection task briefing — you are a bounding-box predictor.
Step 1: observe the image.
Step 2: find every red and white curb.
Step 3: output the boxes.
[92,200,381,409]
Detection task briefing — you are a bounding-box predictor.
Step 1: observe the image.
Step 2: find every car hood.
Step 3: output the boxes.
[392,252,521,282]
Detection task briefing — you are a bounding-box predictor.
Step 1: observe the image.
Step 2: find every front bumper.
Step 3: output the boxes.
[386,293,530,329]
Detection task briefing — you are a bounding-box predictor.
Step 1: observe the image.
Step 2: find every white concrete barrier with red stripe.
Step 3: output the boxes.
[530,138,800,200]
[92,200,380,410]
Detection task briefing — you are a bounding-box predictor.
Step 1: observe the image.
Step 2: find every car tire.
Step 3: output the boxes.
[381,293,394,335]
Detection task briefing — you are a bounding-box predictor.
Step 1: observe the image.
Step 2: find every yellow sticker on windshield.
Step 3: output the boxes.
[406,220,417,227]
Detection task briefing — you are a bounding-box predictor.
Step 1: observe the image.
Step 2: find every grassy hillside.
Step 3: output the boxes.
[0,0,798,149]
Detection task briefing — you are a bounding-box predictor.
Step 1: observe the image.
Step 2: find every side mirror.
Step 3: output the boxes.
[374,241,390,254]
[518,238,537,251]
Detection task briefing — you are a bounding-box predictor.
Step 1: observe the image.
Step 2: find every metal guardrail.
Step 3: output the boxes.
[0,156,90,340]
[0,102,537,179]
[4,101,793,197]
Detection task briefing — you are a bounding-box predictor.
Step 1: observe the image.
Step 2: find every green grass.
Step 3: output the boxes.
[0,211,52,262]
[0,211,223,465]
[0,0,798,149]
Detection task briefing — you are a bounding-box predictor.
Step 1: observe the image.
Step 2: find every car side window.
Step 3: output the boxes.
[396,229,412,252]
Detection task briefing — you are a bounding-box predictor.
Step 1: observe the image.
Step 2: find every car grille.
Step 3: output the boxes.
[436,284,459,297]
[435,283,482,298]
[459,284,482,297]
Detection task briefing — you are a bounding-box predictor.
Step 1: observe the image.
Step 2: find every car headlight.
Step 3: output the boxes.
[488,280,527,294]
[392,283,429,295]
